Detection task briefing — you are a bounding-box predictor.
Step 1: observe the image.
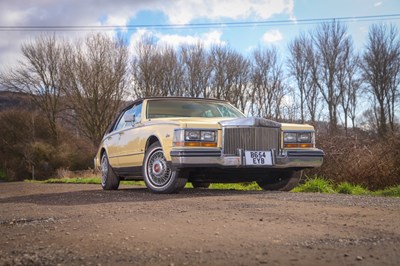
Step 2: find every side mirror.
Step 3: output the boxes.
[124,113,135,124]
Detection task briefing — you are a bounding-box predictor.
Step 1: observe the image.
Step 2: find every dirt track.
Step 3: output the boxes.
[0,182,399,266]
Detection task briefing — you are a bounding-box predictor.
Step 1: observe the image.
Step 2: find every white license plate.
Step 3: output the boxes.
[244,151,273,166]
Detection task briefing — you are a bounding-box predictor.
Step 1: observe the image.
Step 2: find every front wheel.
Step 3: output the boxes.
[257,170,302,191]
[143,142,187,194]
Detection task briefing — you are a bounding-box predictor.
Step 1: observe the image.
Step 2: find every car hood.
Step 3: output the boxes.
[280,122,314,131]
[146,117,314,131]
[149,117,236,129]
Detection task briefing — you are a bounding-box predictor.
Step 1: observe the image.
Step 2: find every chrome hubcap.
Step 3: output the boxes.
[152,160,164,176]
[147,150,171,187]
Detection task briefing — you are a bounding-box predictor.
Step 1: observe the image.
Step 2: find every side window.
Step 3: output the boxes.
[132,103,142,124]
[114,103,143,131]
[114,112,127,131]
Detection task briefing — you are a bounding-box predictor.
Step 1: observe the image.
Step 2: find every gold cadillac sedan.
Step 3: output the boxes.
[94,97,324,194]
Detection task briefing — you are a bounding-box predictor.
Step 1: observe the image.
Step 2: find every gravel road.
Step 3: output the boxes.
[0,182,399,266]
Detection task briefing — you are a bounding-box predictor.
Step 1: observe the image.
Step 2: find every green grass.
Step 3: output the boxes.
[45,177,102,184]
[27,177,146,186]
[293,176,399,197]
[24,176,400,197]
[373,185,400,197]
[30,177,261,191]
[292,176,336,193]
[0,169,9,182]
[209,182,262,191]
[336,182,369,195]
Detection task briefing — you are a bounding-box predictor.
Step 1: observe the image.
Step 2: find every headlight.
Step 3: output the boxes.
[297,132,312,143]
[174,129,217,147]
[201,131,216,141]
[185,130,201,141]
[283,132,297,143]
[283,131,314,148]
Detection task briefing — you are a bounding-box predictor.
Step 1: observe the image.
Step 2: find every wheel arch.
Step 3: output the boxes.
[145,135,160,153]
[95,147,108,170]
[100,147,107,158]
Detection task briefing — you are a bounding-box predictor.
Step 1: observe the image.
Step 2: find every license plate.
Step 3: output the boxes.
[244,151,273,166]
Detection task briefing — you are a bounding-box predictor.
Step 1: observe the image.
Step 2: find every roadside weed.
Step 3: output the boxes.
[373,185,400,197]
[336,182,369,195]
[292,176,336,193]
[210,182,262,191]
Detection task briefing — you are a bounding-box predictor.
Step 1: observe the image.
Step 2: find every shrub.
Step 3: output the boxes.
[0,109,96,181]
[307,132,400,190]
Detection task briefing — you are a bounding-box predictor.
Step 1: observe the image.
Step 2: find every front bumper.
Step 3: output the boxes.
[170,148,324,169]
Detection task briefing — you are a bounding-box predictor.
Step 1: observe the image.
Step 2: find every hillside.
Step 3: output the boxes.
[0,91,35,111]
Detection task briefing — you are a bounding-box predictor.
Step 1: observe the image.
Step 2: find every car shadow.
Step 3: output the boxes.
[0,186,271,206]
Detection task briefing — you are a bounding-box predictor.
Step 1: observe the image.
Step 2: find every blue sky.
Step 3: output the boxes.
[0,0,399,65]
[122,0,400,56]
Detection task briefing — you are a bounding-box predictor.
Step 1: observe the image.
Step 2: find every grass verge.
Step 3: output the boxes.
[0,169,9,182]
[373,186,400,197]
[26,177,146,186]
[24,176,400,197]
[292,176,336,193]
[27,178,261,191]
[294,176,400,197]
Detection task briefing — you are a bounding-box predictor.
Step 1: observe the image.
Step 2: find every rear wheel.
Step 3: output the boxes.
[143,142,187,194]
[191,182,210,189]
[101,153,120,190]
[257,170,302,191]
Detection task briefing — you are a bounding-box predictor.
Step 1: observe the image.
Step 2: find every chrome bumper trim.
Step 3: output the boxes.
[170,149,324,169]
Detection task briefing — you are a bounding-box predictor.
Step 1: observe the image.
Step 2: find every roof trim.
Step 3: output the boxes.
[142,96,227,102]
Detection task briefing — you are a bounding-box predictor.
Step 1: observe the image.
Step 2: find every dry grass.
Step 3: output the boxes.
[308,132,400,190]
[55,168,99,179]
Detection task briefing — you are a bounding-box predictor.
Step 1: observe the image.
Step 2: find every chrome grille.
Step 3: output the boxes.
[223,127,280,155]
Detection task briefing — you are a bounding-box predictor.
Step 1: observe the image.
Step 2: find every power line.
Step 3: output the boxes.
[0,14,399,32]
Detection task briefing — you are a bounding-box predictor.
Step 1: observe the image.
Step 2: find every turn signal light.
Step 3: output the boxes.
[174,141,217,147]
[284,143,313,148]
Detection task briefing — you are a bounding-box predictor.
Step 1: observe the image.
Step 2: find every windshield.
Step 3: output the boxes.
[147,99,245,119]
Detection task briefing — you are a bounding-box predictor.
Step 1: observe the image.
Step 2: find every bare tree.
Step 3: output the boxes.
[311,21,353,134]
[361,23,400,136]
[287,33,311,123]
[209,45,250,111]
[181,43,212,98]
[131,36,160,98]
[62,33,128,145]
[0,34,63,144]
[338,53,361,134]
[303,40,322,125]
[158,46,184,96]
[287,33,323,124]
[228,53,251,113]
[250,46,286,120]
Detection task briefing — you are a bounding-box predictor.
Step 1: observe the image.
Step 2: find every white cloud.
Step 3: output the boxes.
[167,0,295,24]
[262,30,283,43]
[129,29,226,56]
[0,0,294,66]
[157,30,225,48]
[158,0,294,24]
[374,1,383,7]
